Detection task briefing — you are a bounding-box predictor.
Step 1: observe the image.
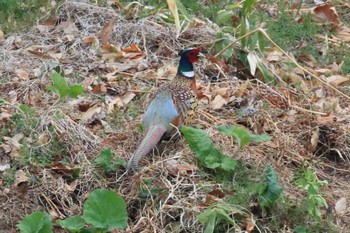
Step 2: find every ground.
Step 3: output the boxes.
[0,1,350,233]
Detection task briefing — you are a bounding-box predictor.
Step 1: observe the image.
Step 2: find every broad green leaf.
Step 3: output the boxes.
[17,212,52,233]
[83,189,127,230]
[217,125,272,147]
[46,72,84,98]
[216,10,234,25]
[257,164,282,208]
[57,215,85,232]
[175,0,192,20]
[181,126,238,172]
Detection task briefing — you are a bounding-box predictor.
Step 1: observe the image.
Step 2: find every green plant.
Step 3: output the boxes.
[256,164,283,208]
[217,125,272,148]
[294,166,328,221]
[198,202,247,233]
[181,126,239,172]
[46,68,84,99]
[17,212,52,233]
[94,147,126,173]
[0,0,56,34]
[17,189,128,233]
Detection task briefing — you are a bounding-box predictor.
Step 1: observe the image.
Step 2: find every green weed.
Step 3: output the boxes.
[17,189,128,233]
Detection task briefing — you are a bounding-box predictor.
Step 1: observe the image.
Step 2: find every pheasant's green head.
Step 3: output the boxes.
[177,48,200,78]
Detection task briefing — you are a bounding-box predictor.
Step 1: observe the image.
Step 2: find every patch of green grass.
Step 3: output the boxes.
[0,0,59,34]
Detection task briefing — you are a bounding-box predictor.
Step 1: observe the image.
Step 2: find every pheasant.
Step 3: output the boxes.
[127,48,201,171]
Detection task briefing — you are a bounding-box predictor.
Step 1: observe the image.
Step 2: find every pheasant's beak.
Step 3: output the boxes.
[197,52,205,59]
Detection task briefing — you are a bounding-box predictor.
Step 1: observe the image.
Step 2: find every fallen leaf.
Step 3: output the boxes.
[208,188,225,198]
[211,94,227,110]
[3,133,23,149]
[16,69,29,80]
[336,25,350,42]
[307,127,320,152]
[207,55,230,72]
[325,75,349,86]
[81,105,101,123]
[247,52,260,76]
[91,83,107,94]
[65,180,78,192]
[14,170,29,187]
[335,197,347,214]
[166,160,198,176]
[28,49,53,60]
[245,217,256,233]
[314,4,341,26]
[82,36,98,45]
[121,43,142,53]
[38,133,50,145]
[0,163,10,172]
[121,92,136,105]
[101,52,124,61]
[99,18,115,44]
[266,50,283,62]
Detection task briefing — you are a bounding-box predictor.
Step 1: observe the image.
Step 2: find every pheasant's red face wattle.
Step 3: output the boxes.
[187,48,199,63]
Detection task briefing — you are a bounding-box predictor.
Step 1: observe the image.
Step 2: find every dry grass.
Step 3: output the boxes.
[0,1,349,232]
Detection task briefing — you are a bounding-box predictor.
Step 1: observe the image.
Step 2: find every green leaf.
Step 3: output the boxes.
[83,189,127,231]
[57,215,85,232]
[242,0,257,18]
[257,62,275,84]
[198,204,240,233]
[214,33,234,60]
[94,147,126,173]
[46,72,84,98]
[294,226,307,233]
[257,164,283,208]
[217,125,272,147]
[257,30,266,52]
[19,104,36,116]
[181,126,238,172]
[17,212,53,233]
[216,10,234,25]
[175,0,192,20]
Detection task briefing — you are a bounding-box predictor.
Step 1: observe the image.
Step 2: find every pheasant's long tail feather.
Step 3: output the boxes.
[127,125,166,171]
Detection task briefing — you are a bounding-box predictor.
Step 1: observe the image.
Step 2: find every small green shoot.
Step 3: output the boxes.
[198,202,244,233]
[217,125,272,147]
[17,211,52,233]
[46,71,84,98]
[94,147,126,173]
[19,104,37,116]
[256,164,283,208]
[181,126,238,172]
[295,166,328,221]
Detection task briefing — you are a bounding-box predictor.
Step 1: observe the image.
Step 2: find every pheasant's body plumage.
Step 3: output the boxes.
[127,48,200,171]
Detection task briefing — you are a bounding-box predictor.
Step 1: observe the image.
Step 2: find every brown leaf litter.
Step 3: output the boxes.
[0,1,350,232]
